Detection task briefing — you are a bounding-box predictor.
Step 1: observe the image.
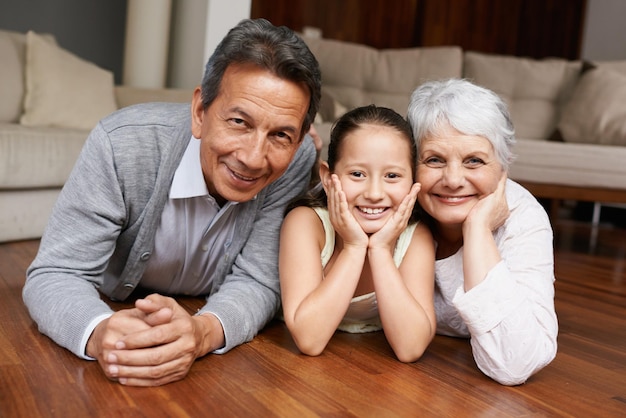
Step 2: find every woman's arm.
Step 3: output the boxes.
[455,181,558,385]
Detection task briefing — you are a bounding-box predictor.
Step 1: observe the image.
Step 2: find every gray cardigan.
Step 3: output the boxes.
[23,102,316,357]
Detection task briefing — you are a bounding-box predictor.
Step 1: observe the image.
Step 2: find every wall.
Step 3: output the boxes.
[0,0,127,83]
[0,0,250,89]
[167,0,251,88]
[581,0,626,60]
[1,0,623,90]
[167,0,207,88]
[251,0,587,60]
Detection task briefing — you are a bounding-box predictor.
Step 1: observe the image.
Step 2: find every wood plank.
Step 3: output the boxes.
[519,181,626,204]
[1,216,625,417]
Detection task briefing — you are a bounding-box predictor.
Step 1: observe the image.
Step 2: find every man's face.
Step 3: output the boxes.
[191,63,310,205]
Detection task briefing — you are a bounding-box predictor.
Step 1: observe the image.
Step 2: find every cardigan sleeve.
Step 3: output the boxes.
[23,121,126,357]
[198,135,317,353]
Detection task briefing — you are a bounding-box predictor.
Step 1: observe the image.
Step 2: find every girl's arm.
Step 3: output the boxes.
[370,222,436,362]
[368,184,436,362]
[279,177,369,356]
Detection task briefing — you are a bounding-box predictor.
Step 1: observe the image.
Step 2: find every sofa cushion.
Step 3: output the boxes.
[595,60,626,75]
[114,85,194,109]
[302,36,463,116]
[0,189,61,242]
[463,51,581,140]
[0,30,59,124]
[510,138,626,191]
[0,30,25,123]
[0,123,87,188]
[557,67,626,146]
[317,87,347,123]
[20,31,117,131]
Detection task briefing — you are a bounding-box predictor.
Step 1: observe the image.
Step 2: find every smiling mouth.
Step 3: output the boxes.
[434,194,473,202]
[358,207,386,215]
[228,166,260,183]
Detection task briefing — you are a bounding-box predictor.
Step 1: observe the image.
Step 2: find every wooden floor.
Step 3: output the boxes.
[1,217,625,417]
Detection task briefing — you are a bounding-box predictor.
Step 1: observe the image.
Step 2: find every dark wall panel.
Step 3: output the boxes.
[0,0,127,83]
[252,0,587,60]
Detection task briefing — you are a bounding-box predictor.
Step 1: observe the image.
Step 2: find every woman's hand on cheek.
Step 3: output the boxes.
[327,174,368,249]
[466,173,510,232]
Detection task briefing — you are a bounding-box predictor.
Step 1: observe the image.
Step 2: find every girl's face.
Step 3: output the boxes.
[329,124,415,234]
[417,125,504,227]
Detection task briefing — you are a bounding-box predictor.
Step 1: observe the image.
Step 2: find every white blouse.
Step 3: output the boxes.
[434,180,558,385]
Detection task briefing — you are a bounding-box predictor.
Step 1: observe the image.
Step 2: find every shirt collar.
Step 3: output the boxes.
[170,137,208,199]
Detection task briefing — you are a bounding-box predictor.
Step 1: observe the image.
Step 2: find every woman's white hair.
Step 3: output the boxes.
[407,78,516,170]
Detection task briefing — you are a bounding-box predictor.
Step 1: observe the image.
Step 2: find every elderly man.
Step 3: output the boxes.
[23,18,321,386]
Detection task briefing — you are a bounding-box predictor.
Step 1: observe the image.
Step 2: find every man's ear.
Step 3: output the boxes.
[191,87,205,138]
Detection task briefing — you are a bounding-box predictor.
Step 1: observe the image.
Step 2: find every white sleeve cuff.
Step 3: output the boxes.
[195,310,228,354]
[79,313,114,360]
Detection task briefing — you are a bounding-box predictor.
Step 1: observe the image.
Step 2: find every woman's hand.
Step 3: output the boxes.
[465,172,510,233]
[462,173,508,291]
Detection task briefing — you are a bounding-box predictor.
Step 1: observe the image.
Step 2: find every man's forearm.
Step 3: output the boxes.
[193,313,225,357]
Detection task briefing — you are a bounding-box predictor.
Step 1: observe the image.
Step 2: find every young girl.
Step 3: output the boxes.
[279,105,436,362]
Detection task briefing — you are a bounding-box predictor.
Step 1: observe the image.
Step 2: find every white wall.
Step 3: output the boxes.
[123,0,173,88]
[581,0,626,61]
[167,0,208,88]
[167,0,251,88]
[203,0,252,67]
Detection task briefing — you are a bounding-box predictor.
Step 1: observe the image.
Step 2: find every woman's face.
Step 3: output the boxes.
[417,125,503,227]
[329,124,414,234]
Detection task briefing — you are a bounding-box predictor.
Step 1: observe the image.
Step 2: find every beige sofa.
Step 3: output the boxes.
[304,36,626,220]
[0,29,193,242]
[3,30,625,242]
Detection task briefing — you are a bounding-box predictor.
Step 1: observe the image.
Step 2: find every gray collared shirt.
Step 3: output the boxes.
[141,136,240,295]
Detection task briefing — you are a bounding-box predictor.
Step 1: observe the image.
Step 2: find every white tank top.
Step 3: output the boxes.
[312,207,418,333]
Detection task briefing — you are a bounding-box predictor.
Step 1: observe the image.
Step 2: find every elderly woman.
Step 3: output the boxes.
[407,79,558,385]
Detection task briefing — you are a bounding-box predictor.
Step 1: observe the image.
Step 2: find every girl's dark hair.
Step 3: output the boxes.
[286,105,423,223]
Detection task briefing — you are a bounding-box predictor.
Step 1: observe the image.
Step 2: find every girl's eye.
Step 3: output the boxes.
[350,171,365,178]
[386,173,400,179]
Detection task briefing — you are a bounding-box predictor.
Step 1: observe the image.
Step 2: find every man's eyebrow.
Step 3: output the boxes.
[275,124,299,136]
[231,106,299,136]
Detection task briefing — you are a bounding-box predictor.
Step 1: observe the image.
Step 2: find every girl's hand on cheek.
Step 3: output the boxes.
[370,182,420,250]
[327,174,368,249]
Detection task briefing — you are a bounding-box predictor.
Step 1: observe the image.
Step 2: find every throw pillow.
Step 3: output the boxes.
[547,60,596,142]
[0,30,25,123]
[318,87,348,123]
[557,67,626,146]
[463,51,581,140]
[20,30,117,130]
